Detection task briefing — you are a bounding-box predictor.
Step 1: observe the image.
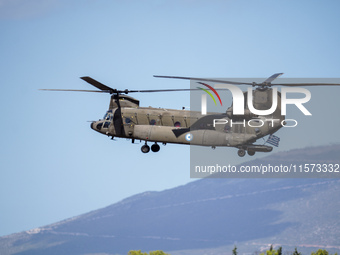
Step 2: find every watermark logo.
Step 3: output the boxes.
[200,83,311,116]
[197,82,223,107]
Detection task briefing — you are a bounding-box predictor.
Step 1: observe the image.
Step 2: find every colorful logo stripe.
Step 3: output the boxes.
[197,82,223,106]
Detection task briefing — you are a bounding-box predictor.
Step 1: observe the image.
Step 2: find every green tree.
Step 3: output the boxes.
[311,249,338,255]
[233,245,238,255]
[128,251,147,255]
[259,245,283,255]
[149,251,171,255]
[277,246,282,255]
[311,250,328,255]
[128,251,170,255]
[292,248,301,255]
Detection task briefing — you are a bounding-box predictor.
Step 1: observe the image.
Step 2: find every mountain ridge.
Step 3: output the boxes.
[1,144,339,255]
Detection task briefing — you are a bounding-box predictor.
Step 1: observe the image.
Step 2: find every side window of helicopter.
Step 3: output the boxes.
[174,121,181,127]
[125,117,131,124]
[150,119,156,125]
[103,122,110,128]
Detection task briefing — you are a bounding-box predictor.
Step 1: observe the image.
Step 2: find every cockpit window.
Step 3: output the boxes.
[96,123,103,130]
[103,113,109,120]
[103,110,113,121]
[103,122,110,128]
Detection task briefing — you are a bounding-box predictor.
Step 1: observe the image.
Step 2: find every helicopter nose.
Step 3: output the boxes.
[90,122,94,130]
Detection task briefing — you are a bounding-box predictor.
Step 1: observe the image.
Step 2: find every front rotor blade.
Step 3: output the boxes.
[39,89,110,93]
[80,76,115,92]
[154,75,254,86]
[40,88,202,94]
[127,88,194,93]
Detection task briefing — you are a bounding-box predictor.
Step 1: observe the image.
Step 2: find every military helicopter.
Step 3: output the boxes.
[41,73,340,157]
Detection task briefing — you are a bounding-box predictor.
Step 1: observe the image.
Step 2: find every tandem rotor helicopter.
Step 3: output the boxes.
[41,73,340,157]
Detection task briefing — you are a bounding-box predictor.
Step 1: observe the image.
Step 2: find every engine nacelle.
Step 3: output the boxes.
[109,95,140,109]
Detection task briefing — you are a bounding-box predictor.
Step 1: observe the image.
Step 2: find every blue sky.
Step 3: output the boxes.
[1,0,340,236]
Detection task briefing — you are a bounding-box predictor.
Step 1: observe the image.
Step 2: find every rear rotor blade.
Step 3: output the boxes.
[263,73,284,84]
[271,83,340,87]
[154,75,254,86]
[155,75,340,87]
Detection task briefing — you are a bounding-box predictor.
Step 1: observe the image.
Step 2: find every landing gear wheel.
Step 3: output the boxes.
[238,149,246,157]
[141,144,150,153]
[248,150,255,156]
[151,143,160,152]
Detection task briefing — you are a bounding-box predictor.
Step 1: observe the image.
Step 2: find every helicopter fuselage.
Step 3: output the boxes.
[90,97,283,155]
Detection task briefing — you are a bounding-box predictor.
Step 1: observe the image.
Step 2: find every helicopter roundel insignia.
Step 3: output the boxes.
[185,133,193,141]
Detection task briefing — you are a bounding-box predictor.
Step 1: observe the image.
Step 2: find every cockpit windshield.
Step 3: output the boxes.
[103,110,113,121]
